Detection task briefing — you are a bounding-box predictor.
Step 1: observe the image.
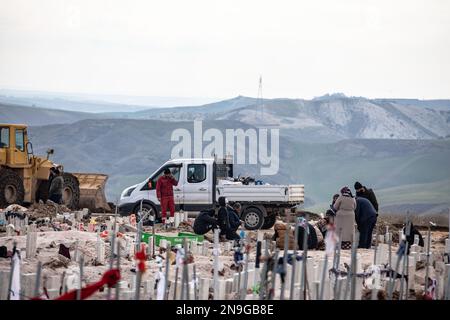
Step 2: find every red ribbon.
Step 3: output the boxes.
[31,269,120,300]
[135,246,147,273]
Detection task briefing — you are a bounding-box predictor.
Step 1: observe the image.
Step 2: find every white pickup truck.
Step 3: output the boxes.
[118,157,304,230]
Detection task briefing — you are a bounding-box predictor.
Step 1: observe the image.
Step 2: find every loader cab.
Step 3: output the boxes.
[0,124,29,167]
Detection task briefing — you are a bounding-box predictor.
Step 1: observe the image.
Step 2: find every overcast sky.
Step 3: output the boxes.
[1,0,449,100]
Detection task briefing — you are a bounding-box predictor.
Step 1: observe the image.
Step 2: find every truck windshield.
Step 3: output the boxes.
[0,127,9,148]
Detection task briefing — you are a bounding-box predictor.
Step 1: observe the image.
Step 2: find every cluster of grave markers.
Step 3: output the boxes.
[1,208,450,300]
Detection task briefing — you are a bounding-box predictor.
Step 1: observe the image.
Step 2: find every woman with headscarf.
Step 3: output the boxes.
[333,187,356,249]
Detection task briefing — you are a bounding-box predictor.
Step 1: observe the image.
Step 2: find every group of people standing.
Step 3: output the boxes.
[327,181,378,249]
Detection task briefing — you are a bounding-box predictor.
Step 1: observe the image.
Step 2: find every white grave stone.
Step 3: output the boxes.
[199,278,210,300]
[26,229,37,259]
[0,270,10,300]
[143,279,154,300]
[21,273,37,300]
[96,237,106,265]
[174,212,180,228]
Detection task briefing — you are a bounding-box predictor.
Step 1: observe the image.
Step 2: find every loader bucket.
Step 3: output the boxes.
[72,173,111,212]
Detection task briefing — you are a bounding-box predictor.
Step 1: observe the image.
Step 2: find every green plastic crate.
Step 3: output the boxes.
[177,232,204,242]
[141,232,204,246]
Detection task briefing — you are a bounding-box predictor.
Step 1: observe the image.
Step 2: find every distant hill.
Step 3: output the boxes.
[0,89,218,111]
[110,95,450,141]
[4,94,450,140]
[28,119,450,214]
[0,95,147,114]
[0,103,105,126]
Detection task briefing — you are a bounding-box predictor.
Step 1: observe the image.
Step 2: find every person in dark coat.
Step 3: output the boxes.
[193,209,218,235]
[217,196,240,240]
[354,182,379,214]
[355,197,377,248]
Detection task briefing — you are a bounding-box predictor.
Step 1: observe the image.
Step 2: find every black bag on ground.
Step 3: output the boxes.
[297,223,318,250]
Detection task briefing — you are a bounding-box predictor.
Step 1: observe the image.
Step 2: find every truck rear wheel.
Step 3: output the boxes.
[242,207,264,230]
[62,173,80,209]
[261,214,276,229]
[0,168,25,207]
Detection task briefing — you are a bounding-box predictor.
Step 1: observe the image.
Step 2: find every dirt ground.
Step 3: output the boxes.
[0,208,449,300]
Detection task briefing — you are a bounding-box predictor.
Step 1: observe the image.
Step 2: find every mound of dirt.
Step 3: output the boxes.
[27,202,71,219]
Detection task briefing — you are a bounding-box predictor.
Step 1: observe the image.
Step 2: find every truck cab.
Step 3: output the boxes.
[119,157,304,230]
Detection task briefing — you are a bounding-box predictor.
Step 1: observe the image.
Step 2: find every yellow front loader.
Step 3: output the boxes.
[0,123,111,212]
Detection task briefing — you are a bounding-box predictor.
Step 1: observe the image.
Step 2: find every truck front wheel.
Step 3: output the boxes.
[135,202,157,226]
[242,207,264,230]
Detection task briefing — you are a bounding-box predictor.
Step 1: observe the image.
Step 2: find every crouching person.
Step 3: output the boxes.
[217,196,241,240]
[193,209,218,235]
[355,197,377,249]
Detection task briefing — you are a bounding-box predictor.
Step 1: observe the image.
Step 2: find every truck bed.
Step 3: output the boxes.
[216,184,304,204]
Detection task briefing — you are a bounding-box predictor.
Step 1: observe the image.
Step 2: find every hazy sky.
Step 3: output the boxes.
[1,0,449,100]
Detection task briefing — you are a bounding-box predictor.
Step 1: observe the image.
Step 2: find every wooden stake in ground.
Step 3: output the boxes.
[181,239,190,300]
[349,230,359,300]
[193,264,198,300]
[299,215,309,300]
[33,261,42,298]
[386,226,392,268]
[77,255,84,300]
[7,242,18,300]
[107,203,118,300]
[116,245,121,300]
[280,210,290,300]
[424,221,435,296]
[136,199,143,253]
[254,238,262,298]
[399,212,411,300]
[173,265,179,300]
[269,249,279,300]
[213,229,220,300]
[373,227,378,265]
[259,239,270,300]
[164,244,171,300]
[319,253,328,300]
[241,233,250,299]
[290,219,299,300]
[151,212,156,259]
[332,228,342,299]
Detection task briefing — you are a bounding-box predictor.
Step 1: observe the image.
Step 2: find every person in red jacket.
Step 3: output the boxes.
[156,168,178,226]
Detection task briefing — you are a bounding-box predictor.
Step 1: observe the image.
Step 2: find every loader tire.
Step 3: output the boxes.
[0,168,25,208]
[62,172,80,209]
[261,214,276,229]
